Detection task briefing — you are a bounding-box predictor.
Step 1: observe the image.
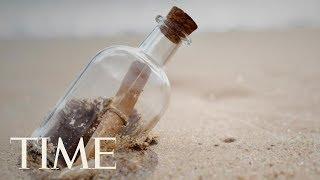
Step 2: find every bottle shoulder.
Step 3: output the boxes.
[97,45,160,67]
[100,45,137,53]
[93,45,170,84]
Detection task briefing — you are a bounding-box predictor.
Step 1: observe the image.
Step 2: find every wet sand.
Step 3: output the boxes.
[1,29,320,179]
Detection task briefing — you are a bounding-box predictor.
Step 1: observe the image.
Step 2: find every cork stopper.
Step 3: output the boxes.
[161,6,198,44]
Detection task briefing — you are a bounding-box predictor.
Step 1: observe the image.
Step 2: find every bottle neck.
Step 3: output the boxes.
[139,26,181,66]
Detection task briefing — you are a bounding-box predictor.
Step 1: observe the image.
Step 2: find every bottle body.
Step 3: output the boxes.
[32,45,170,166]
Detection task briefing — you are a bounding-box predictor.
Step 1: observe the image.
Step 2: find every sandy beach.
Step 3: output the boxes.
[1,29,320,179]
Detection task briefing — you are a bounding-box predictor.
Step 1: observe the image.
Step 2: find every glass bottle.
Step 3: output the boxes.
[31,6,197,167]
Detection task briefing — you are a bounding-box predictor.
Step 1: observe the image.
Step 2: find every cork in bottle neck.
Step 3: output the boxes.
[160,6,198,44]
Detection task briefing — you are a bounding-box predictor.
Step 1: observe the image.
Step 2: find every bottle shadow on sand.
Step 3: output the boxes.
[57,148,159,179]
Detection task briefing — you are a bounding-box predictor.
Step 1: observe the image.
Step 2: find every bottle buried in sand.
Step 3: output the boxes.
[31,6,198,167]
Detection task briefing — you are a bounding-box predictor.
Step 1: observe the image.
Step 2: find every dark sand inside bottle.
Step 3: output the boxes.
[38,60,151,167]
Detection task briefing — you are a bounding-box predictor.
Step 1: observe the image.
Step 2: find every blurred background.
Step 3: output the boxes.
[1,0,320,39]
[1,0,320,179]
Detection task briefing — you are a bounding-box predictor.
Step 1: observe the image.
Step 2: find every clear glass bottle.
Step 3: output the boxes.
[31,6,197,167]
